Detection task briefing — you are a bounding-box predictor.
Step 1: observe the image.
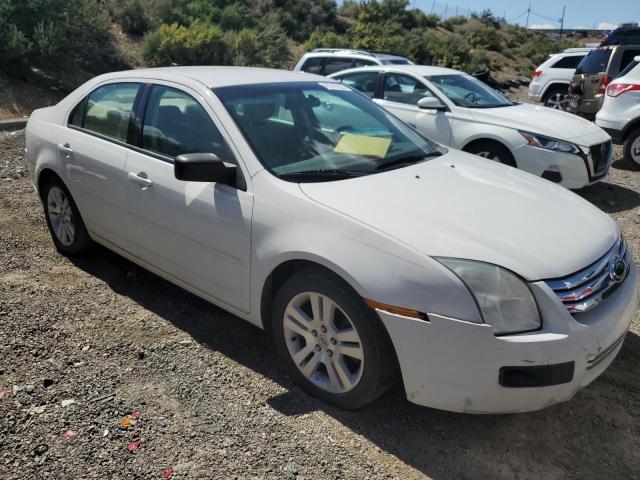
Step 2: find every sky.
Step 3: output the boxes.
[408,0,638,29]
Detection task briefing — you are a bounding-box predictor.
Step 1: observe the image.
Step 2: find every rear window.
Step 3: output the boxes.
[551,55,584,69]
[575,49,612,74]
[381,59,411,65]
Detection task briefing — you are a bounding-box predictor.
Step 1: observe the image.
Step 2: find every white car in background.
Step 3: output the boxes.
[529,47,593,109]
[330,64,612,189]
[293,48,412,76]
[596,56,640,166]
[25,67,638,414]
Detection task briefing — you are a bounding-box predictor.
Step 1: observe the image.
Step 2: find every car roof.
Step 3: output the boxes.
[329,64,462,77]
[93,66,327,88]
[304,49,409,61]
[561,47,594,54]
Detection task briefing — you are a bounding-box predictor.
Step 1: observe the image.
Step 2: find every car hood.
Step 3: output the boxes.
[469,103,610,145]
[300,152,618,281]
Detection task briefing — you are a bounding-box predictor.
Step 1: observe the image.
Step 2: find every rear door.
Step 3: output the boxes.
[375,72,453,145]
[60,82,142,252]
[570,48,613,112]
[124,82,253,313]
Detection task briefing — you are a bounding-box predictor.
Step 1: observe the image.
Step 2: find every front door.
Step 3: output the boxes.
[375,72,453,145]
[124,83,253,313]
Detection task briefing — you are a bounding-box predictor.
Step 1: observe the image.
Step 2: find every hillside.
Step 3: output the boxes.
[0,0,595,120]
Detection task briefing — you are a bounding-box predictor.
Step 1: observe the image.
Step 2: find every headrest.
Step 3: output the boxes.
[243,101,278,122]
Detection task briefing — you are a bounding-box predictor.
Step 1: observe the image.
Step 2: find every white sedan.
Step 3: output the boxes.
[26,67,638,413]
[329,65,613,189]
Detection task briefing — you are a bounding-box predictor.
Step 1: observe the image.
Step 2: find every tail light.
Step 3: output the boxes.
[532,70,542,78]
[607,83,640,97]
[598,74,613,94]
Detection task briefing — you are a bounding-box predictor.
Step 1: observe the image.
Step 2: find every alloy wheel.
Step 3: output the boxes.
[283,292,364,394]
[546,93,566,110]
[632,136,640,164]
[47,186,75,246]
[476,151,501,162]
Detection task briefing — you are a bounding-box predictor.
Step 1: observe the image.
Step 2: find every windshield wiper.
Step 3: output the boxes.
[278,169,367,181]
[375,152,443,171]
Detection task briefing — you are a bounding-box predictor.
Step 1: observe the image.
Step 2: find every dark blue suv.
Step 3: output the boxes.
[601,25,640,46]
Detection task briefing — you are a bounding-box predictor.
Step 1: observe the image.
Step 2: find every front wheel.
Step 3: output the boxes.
[623,128,640,168]
[465,141,517,167]
[272,269,396,409]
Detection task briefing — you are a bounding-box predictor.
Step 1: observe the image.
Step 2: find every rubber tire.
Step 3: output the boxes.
[623,127,640,168]
[465,140,517,167]
[41,176,93,256]
[542,86,568,110]
[272,269,397,410]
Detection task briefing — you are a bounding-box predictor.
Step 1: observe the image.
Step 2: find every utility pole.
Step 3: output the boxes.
[525,2,531,29]
[444,1,448,20]
[430,0,436,14]
[559,5,566,36]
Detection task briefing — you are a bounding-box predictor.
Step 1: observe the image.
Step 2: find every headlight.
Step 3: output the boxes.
[436,258,541,335]
[519,131,581,154]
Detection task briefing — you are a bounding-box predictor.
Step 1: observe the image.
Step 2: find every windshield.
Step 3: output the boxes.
[425,74,513,108]
[213,82,443,181]
[575,48,612,74]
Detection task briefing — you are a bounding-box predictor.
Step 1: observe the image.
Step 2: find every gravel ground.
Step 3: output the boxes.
[1,129,639,480]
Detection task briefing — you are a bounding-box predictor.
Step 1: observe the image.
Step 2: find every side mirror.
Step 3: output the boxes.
[174,153,236,185]
[417,97,447,111]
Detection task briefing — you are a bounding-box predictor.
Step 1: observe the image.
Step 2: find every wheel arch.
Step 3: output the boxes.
[461,137,518,167]
[36,168,66,202]
[622,117,640,143]
[541,82,569,100]
[260,259,363,333]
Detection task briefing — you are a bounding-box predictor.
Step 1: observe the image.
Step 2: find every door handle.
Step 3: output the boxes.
[128,172,153,189]
[57,143,73,155]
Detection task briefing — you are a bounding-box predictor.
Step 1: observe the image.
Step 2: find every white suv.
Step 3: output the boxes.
[293,48,412,76]
[529,47,593,109]
[596,56,640,166]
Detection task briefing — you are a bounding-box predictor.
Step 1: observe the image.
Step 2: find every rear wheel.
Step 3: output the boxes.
[543,86,569,110]
[41,176,92,255]
[465,140,517,167]
[272,269,396,409]
[623,128,640,168]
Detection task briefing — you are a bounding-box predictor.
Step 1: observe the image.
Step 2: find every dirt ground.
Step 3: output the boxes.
[1,129,639,480]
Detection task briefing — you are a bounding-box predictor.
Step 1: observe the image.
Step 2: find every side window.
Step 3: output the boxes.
[83,83,141,141]
[552,55,583,69]
[68,97,87,127]
[337,71,379,98]
[383,73,434,105]
[620,49,640,71]
[301,57,325,74]
[142,85,234,162]
[324,57,355,75]
[353,58,376,68]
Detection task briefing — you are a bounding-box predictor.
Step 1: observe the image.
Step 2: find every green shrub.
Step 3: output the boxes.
[143,21,229,66]
[119,0,152,36]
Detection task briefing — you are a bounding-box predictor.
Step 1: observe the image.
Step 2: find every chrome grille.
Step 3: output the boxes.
[545,236,632,314]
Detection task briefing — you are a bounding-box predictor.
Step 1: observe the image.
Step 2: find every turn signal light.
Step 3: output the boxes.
[364,299,425,320]
[606,83,640,97]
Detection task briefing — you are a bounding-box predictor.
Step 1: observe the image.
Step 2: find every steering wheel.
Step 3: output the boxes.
[336,125,355,134]
[464,92,478,104]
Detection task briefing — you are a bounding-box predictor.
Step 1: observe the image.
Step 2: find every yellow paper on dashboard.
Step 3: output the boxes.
[334,134,391,158]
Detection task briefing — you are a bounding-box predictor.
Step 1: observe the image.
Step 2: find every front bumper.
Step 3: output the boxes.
[377,263,639,414]
[512,144,609,189]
